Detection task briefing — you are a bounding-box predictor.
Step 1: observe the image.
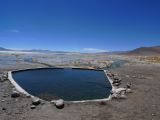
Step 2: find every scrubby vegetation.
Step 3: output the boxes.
[139,56,160,63]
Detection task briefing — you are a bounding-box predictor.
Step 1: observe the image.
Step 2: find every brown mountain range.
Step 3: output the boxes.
[124,46,160,56]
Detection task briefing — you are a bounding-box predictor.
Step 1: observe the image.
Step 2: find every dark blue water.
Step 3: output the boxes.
[12,68,112,101]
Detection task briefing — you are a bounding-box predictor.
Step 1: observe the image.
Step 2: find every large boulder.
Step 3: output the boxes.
[11,91,20,98]
[113,88,126,94]
[55,99,64,109]
[32,97,41,105]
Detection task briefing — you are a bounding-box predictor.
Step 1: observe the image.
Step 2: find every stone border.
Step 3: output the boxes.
[8,67,115,103]
[8,71,33,97]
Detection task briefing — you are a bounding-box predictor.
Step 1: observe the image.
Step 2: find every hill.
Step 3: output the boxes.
[124,46,160,56]
[0,47,10,51]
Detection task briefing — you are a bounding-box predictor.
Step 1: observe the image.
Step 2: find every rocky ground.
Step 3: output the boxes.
[0,61,160,120]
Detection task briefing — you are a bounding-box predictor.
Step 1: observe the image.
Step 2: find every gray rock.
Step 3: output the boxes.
[113,88,126,94]
[30,105,36,109]
[110,90,114,95]
[126,88,132,93]
[152,113,156,116]
[3,95,8,98]
[2,107,6,111]
[0,76,2,81]
[32,97,41,105]
[41,100,45,105]
[107,73,114,77]
[50,100,55,104]
[111,87,128,100]
[0,77,6,82]
[121,91,126,95]
[113,82,121,86]
[112,78,122,84]
[120,94,127,99]
[1,74,8,81]
[125,75,130,78]
[111,93,120,99]
[26,95,31,98]
[55,99,64,109]
[126,83,131,88]
[12,88,16,91]
[113,76,120,80]
[132,76,136,78]
[3,78,8,81]
[11,91,20,98]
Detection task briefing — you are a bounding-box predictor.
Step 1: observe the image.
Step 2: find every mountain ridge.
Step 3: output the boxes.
[0,47,10,51]
[0,46,160,55]
[123,45,160,56]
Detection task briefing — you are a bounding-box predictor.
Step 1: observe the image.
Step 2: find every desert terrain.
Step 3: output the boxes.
[0,47,160,120]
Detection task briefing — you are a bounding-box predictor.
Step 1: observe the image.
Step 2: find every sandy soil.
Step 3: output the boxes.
[0,62,160,120]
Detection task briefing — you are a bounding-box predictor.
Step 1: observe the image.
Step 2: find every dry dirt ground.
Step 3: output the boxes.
[0,62,160,120]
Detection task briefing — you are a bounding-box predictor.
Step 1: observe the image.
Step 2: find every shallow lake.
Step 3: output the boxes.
[12,68,112,101]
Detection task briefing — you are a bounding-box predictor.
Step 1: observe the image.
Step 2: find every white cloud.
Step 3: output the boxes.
[8,29,20,33]
[82,48,108,53]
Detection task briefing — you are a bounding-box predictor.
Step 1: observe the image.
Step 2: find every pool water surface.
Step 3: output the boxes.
[12,68,112,101]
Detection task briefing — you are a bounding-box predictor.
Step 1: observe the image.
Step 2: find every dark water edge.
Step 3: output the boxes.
[12,68,112,101]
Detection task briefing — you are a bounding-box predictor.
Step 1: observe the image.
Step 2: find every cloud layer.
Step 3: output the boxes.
[82,48,108,52]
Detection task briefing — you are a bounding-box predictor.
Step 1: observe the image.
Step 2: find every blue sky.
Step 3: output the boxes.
[0,0,160,52]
